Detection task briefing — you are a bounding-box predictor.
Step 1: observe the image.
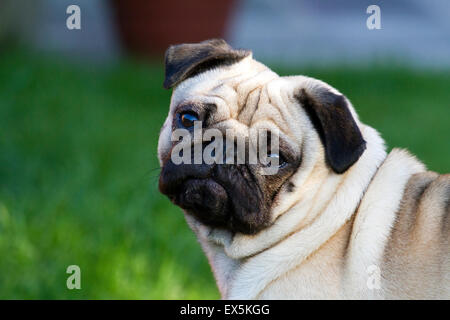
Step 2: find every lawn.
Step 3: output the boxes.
[0,48,448,299]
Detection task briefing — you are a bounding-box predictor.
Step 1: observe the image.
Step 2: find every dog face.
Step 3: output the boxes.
[158,39,366,235]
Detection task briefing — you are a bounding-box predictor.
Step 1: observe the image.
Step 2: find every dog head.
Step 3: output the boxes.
[157,39,366,235]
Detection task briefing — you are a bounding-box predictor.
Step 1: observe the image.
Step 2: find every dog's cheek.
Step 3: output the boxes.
[230,180,268,234]
[215,165,269,234]
[262,174,291,203]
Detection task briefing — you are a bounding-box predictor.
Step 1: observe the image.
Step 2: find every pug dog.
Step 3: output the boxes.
[157,39,449,299]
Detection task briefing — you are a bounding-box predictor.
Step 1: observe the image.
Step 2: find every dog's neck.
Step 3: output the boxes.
[185,124,387,299]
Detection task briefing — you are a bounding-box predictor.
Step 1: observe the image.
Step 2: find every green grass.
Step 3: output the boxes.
[0,49,448,299]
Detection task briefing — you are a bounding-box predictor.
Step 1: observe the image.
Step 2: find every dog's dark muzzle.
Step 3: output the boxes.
[158,150,269,235]
[159,160,231,227]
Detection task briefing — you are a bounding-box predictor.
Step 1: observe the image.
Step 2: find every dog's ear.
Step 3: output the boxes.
[295,80,366,174]
[163,39,251,89]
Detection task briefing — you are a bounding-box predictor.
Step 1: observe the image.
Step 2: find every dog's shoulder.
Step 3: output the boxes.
[394,171,450,237]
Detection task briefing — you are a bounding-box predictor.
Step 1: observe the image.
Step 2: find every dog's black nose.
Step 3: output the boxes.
[158,159,213,196]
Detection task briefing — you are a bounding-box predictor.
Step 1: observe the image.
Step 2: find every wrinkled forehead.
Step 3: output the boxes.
[166,58,306,149]
[170,57,278,118]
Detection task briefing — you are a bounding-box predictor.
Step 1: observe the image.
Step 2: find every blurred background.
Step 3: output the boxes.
[0,0,449,299]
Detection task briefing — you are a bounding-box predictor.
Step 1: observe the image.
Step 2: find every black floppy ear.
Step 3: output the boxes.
[163,39,251,89]
[295,85,366,174]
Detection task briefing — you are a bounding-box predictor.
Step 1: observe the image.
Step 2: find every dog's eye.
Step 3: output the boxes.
[266,153,287,168]
[179,112,199,128]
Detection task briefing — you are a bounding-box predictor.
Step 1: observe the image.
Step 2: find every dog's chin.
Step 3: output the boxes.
[172,178,231,229]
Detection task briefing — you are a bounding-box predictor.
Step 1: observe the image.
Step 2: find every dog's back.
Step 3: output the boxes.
[382,171,450,299]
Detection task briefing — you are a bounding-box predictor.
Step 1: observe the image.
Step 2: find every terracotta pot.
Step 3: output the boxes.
[111,0,237,57]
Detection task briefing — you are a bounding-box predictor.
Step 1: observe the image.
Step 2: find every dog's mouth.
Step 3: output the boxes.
[158,160,271,235]
[170,178,231,228]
